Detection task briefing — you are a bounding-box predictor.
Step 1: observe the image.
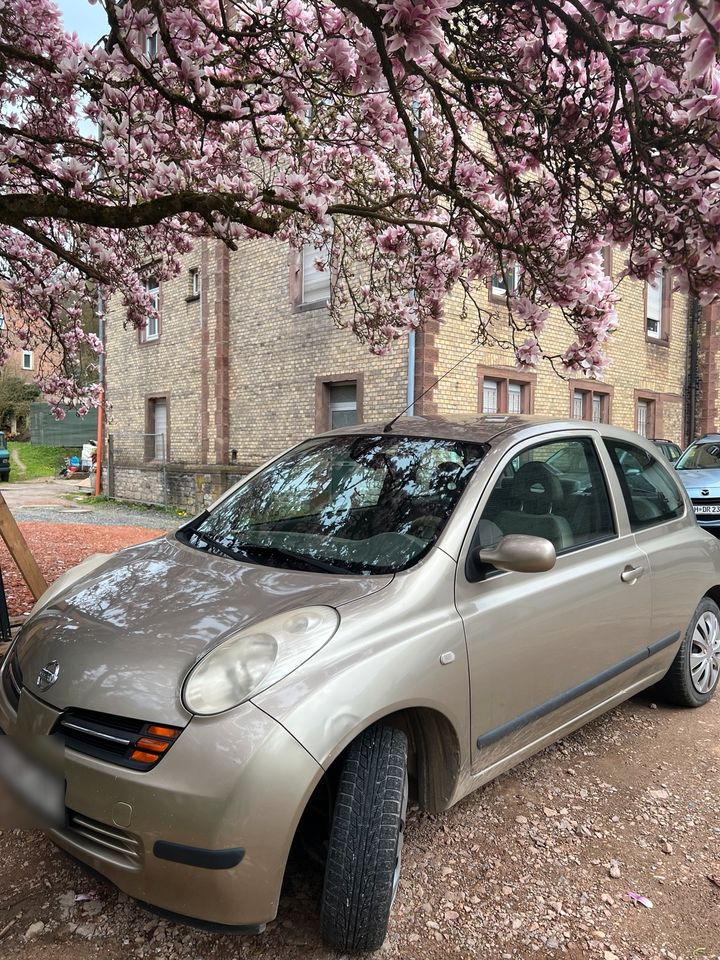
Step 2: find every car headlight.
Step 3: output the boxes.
[181,606,339,716]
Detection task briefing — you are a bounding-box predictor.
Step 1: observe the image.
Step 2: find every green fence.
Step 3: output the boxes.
[30,402,98,446]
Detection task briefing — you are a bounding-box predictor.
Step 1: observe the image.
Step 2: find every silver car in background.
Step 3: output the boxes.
[675,434,720,533]
[1,416,719,952]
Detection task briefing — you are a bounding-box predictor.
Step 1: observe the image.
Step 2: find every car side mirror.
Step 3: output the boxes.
[476,534,556,573]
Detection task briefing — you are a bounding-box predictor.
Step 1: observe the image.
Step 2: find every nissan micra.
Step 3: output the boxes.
[1,416,719,952]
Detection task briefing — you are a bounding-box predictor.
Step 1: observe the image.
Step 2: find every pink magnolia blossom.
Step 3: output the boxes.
[0,0,720,411]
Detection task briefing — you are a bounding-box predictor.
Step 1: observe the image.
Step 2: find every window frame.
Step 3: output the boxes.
[568,381,613,423]
[644,268,672,345]
[21,350,33,371]
[465,431,619,580]
[145,393,169,463]
[301,243,331,306]
[187,267,200,302]
[139,274,161,345]
[604,437,686,531]
[488,264,519,303]
[145,30,158,59]
[315,374,364,433]
[477,365,535,415]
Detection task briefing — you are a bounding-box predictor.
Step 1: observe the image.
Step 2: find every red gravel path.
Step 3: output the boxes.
[0,521,166,616]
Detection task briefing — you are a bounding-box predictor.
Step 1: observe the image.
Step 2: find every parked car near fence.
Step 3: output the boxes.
[1,415,719,952]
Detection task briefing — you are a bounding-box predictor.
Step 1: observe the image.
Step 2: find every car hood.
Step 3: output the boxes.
[675,468,720,496]
[13,534,393,725]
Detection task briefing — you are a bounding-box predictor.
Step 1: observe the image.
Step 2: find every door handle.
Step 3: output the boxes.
[620,565,645,583]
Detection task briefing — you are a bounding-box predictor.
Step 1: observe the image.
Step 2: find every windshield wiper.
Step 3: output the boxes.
[178,526,243,563]
[233,541,352,575]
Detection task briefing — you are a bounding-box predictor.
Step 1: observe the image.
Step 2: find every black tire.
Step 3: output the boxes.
[0,472,9,482]
[320,725,409,953]
[656,597,720,707]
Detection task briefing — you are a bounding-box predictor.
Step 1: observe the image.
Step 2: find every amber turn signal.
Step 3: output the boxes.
[130,750,160,764]
[136,737,170,753]
[147,725,180,739]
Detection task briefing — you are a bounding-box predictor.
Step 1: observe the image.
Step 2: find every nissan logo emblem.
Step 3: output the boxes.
[36,660,60,692]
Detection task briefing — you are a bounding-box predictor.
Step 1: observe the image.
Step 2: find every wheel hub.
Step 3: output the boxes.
[690,610,720,694]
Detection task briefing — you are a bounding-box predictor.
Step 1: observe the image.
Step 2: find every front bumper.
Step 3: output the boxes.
[0,676,323,927]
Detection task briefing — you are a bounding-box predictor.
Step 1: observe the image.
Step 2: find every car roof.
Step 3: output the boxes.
[692,435,720,443]
[319,414,649,447]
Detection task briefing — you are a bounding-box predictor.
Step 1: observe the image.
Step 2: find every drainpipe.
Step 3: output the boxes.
[406,330,416,416]
[94,288,105,496]
[686,295,700,444]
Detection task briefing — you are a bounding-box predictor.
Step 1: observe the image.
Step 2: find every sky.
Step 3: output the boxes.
[54,0,108,45]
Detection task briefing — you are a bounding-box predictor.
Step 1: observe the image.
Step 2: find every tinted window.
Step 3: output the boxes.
[478,437,615,553]
[605,440,684,529]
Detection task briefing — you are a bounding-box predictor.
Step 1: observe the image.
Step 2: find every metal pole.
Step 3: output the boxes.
[94,289,105,495]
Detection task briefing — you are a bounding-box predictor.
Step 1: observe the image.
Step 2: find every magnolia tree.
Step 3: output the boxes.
[1,0,720,411]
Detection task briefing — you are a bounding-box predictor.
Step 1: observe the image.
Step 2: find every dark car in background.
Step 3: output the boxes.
[652,439,682,464]
[675,435,720,532]
[0,433,10,481]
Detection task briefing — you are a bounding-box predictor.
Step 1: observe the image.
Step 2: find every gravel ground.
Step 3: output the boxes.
[0,694,718,960]
[10,502,179,530]
[0,517,717,958]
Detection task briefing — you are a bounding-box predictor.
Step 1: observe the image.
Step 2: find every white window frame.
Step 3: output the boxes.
[490,264,518,299]
[646,271,663,340]
[637,400,649,437]
[328,384,357,429]
[301,243,331,305]
[22,350,33,370]
[0,313,5,330]
[507,382,522,415]
[189,267,200,298]
[591,394,603,424]
[142,276,160,342]
[572,390,584,420]
[148,397,167,462]
[482,378,499,414]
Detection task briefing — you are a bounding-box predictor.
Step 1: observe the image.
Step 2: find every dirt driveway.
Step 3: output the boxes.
[1,691,718,960]
[0,506,717,959]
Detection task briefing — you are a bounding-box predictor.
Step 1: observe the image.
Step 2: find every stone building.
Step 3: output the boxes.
[103,238,709,511]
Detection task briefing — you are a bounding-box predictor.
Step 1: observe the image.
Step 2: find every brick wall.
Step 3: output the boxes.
[104,242,696,511]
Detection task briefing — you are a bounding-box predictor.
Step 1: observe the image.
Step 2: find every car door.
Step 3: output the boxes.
[603,437,700,654]
[454,431,652,777]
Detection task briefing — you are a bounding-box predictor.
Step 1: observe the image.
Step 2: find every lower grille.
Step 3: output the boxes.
[66,810,143,867]
[1,647,22,711]
[55,708,182,771]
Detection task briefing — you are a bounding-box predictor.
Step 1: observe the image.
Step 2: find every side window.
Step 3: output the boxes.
[605,440,684,530]
[477,437,616,554]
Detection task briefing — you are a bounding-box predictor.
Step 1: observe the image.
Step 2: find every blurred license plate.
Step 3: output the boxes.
[0,735,66,828]
[694,504,720,514]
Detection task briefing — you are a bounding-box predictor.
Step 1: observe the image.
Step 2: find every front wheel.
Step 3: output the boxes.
[320,724,409,953]
[656,597,720,707]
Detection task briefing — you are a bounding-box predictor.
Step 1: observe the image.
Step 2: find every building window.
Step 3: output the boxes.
[141,274,160,342]
[189,267,200,299]
[570,384,612,422]
[316,375,364,432]
[328,383,357,429]
[636,398,656,438]
[602,245,613,278]
[490,264,519,300]
[145,30,158,58]
[302,243,331,305]
[22,350,33,370]
[0,313,5,330]
[146,397,168,461]
[645,269,671,343]
[482,379,499,414]
[478,367,534,414]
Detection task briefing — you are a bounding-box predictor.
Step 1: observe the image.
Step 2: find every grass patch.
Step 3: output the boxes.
[9,442,80,482]
[62,493,187,519]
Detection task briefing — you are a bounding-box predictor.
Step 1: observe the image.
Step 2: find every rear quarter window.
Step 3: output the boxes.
[605,440,685,530]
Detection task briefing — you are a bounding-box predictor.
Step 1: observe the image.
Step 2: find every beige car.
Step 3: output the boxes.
[1,416,719,952]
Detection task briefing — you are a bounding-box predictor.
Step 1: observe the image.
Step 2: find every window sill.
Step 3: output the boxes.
[645,334,670,347]
[139,337,160,346]
[185,294,200,304]
[292,300,329,314]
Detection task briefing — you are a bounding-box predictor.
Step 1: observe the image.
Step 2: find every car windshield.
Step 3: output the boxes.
[178,434,486,574]
[676,442,720,471]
